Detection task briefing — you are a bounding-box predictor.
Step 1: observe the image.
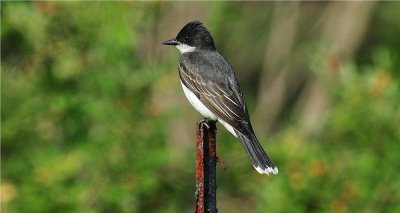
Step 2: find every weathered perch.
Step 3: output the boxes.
[195,120,218,213]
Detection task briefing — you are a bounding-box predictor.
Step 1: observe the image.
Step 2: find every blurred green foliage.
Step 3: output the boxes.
[2,2,400,213]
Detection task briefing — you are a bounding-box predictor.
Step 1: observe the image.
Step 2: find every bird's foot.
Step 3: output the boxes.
[199,118,212,129]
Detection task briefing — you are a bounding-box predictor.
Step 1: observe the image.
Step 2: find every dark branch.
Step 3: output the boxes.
[195,119,218,213]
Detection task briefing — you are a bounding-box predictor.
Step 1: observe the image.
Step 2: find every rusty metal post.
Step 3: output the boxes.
[195,120,218,213]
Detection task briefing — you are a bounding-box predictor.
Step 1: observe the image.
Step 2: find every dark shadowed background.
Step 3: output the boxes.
[2,2,400,213]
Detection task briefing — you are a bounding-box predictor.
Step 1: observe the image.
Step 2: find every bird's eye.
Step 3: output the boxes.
[184,36,189,41]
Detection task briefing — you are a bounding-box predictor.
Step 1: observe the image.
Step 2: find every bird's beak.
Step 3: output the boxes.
[162,38,179,46]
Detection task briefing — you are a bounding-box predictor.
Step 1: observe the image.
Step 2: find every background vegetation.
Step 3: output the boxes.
[2,2,399,213]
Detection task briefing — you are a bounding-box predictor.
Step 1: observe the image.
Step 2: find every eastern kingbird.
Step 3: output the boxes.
[162,21,278,175]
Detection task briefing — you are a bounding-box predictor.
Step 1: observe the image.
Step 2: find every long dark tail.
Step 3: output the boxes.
[235,130,278,175]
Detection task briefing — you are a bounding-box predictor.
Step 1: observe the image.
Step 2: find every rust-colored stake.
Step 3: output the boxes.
[195,120,218,213]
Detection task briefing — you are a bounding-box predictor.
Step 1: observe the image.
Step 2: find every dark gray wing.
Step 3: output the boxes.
[179,52,248,132]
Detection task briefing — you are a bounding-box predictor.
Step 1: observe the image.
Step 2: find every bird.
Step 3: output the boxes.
[162,21,278,175]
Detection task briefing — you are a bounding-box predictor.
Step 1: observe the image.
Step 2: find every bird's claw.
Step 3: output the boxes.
[199,118,211,129]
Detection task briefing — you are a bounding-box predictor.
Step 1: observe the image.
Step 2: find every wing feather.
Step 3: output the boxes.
[179,54,247,129]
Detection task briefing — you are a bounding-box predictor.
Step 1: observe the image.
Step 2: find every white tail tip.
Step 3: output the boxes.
[254,166,279,175]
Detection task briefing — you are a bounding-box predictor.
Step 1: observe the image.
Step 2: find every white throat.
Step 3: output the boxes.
[176,43,196,53]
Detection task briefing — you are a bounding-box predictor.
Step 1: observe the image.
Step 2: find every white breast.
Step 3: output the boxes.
[180,81,237,137]
[181,81,218,120]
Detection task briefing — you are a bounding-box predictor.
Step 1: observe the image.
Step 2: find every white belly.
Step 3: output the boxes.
[180,81,237,137]
[181,81,218,120]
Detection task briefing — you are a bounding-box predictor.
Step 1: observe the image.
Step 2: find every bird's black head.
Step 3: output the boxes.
[176,21,216,50]
[162,21,216,52]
